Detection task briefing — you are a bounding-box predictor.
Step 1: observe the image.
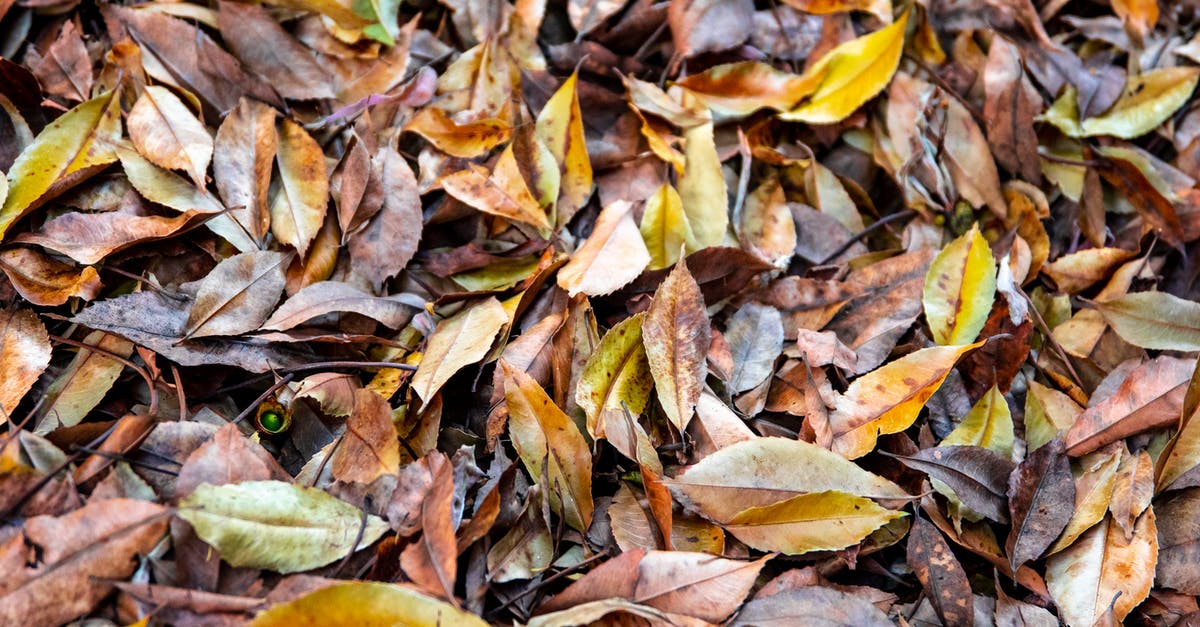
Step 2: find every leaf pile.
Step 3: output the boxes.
[4,0,1200,624]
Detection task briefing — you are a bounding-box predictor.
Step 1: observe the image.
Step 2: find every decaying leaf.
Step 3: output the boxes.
[643,261,710,432]
[411,297,508,402]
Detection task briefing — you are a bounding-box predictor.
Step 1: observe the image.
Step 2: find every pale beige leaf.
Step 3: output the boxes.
[1045,511,1157,627]
[127,85,213,185]
[643,261,710,432]
[410,297,508,402]
[557,200,650,297]
[269,119,329,256]
[185,250,289,339]
[0,307,52,419]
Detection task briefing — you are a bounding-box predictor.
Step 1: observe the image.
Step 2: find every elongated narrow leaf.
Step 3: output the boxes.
[640,183,695,270]
[536,72,592,225]
[830,342,982,459]
[1040,67,1200,138]
[178,481,388,574]
[780,11,909,123]
[503,361,594,531]
[677,119,729,248]
[923,224,997,345]
[907,516,974,627]
[213,97,276,246]
[677,61,822,118]
[1007,438,1075,569]
[725,490,904,554]
[1064,356,1193,456]
[643,261,710,432]
[185,251,289,339]
[410,297,508,402]
[261,281,416,331]
[0,92,120,239]
[33,330,132,434]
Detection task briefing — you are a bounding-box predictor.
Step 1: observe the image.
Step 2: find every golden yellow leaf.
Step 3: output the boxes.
[410,297,509,402]
[0,91,120,239]
[639,183,695,270]
[780,11,909,124]
[677,117,729,248]
[536,72,593,226]
[923,224,997,345]
[676,61,823,119]
[440,145,552,232]
[502,361,594,531]
[1039,67,1200,139]
[830,342,983,459]
[269,119,329,256]
[1024,381,1083,452]
[943,384,1014,457]
[251,582,488,627]
[724,490,905,555]
[575,312,653,440]
[405,107,511,159]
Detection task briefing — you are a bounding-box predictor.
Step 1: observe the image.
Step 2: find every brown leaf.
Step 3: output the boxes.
[1156,488,1200,595]
[213,97,277,246]
[0,499,167,625]
[347,146,422,291]
[185,250,290,339]
[907,516,974,627]
[557,200,650,297]
[730,585,893,627]
[126,85,212,185]
[15,208,205,265]
[332,389,401,484]
[261,281,417,331]
[399,452,457,600]
[175,423,287,497]
[983,36,1042,184]
[890,446,1015,523]
[0,247,101,306]
[1064,356,1192,456]
[25,20,92,103]
[218,1,334,101]
[669,0,754,57]
[643,261,710,432]
[1006,438,1074,570]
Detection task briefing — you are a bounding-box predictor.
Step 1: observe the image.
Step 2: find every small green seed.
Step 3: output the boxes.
[259,411,285,433]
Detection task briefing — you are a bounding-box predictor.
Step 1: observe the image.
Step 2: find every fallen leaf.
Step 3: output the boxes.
[410,297,508,402]
[250,582,489,627]
[1039,67,1200,139]
[0,307,52,420]
[576,312,653,440]
[1006,438,1074,569]
[0,247,101,306]
[331,389,400,484]
[270,119,329,256]
[399,452,457,600]
[676,61,822,118]
[724,302,784,394]
[677,118,730,248]
[347,145,422,291]
[729,585,893,627]
[217,0,334,101]
[1155,488,1200,595]
[639,183,695,270]
[1096,291,1200,351]
[829,342,982,459]
[557,200,650,297]
[33,330,132,434]
[668,0,754,57]
[213,97,277,246]
[891,446,1016,523]
[261,281,416,331]
[643,260,710,432]
[923,224,997,346]
[177,481,388,574]
[185,250,290,339]
[725,490,905,554]
[536,72,592,226]
[126,85,212,185]
[907,515,974,627]
[1064,356,1193,456]
[1045,510,1157,627]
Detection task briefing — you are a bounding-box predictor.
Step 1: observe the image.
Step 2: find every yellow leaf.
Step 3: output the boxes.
[269,119,329,256]
[126,85,212,186]
[251,582,489,627]
[943,384,1014,457]
[502,361,594,531]
[440,148,553,233]
[1038,67,1200,139]
[677,118,729,248]
[669,437,909,523]
[1045,511,1157,627]
[575,312,653,440]
[676,61,823,119]
[1024,381,1083,452]
[830,342,983,459]
[781,11,909,124]
[1050,448,1122,554]
[536,72,593,226]
[923,224,997,345]
[405,107,511,158]
[411,297,509,402]
[1041,247,1137,294]
[1113,0,1158,42]
[639,183,696,270]
[0,91,120,240]
[725,490,905,555]
[557,201,650,297]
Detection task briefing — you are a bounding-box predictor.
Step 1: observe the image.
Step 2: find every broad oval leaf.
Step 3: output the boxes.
[0,307,52,418]
[557,201,650,297]
[729,585,893,627]
[725,302,784,394]
[830,342,982,459]
[503,361,594,532]
[185,250,290,339]
[1045,511,1157,627]
[639,183,695,270]
[923,224,997,346]
[127,85,213,185]
[890,445,1015,523]
[410,297,508,402]
[725,490,905,554]
[575,312,654,439]
[669,437,909,523]
[677,119,729,248]
[1040,67,1200,139]
[213,97,277,246]
[177,480,388,574]
[1064,355,1193,456]
[0,91,121,239]
[251,581,488,627]
[780,11,909,123]
[1007,438,1075,570]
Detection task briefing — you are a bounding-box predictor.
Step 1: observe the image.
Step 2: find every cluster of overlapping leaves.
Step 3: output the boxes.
[5,0,1200,625]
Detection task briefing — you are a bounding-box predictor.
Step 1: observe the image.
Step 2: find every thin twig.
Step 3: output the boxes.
[817,209,918,266]
[231,374,295,426]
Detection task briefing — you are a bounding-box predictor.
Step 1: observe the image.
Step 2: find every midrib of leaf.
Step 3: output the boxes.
[186,256,283,337]
[145,90,192,169]
[633,560,759,605]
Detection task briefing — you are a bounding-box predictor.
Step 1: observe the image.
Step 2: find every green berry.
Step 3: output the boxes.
[259,411,285,433]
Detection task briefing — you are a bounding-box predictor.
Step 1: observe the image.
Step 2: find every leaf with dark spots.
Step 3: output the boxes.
[907,515,974,627]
